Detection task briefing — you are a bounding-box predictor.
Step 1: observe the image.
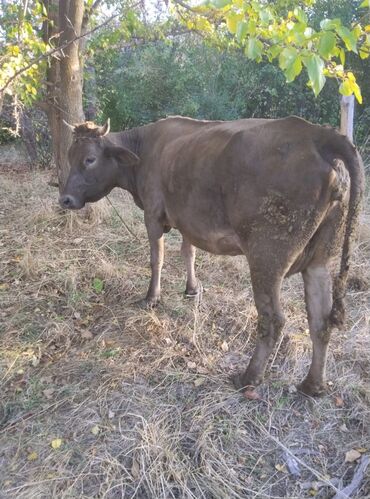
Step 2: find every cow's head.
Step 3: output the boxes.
[59,119,139,210]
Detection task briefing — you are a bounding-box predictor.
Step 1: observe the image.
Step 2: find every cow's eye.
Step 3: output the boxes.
[85,156,96,166]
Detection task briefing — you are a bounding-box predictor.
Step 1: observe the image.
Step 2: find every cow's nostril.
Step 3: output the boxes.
[59,195,75,209]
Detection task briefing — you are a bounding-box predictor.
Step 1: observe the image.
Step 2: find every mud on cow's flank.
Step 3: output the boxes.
[0,158,369,497]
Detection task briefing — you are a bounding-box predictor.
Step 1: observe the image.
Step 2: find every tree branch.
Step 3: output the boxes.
[0,12,119,98]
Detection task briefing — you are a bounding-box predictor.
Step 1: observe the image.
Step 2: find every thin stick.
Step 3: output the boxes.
[257,422,343,496]
[333,455,370,499]
[106,195,142,243]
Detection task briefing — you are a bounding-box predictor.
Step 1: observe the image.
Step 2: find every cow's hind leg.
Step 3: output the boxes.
[181,237,202,298]
[298,265,333,396]
[234,267,285,389]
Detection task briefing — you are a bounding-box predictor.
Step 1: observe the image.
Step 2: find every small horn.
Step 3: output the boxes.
[62,119,75,131]
[99,118,110,136]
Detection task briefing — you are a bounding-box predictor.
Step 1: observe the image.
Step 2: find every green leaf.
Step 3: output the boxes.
[320,18,341,31]
[210,0,231,7]
[318,31,336,58]
[303,54,326,96]
[278,47,296,69]
[293,7,307,24]
[336,26,358,53]
[279,47,302,82]
[268,45,280,61]
[339,47,346,65]
[360,0,370,7]
[260,9,273,24]
[246,38,263,61]
[236,21,248,42]
[247,19,256,36]
[285,56,302,82]
[92,277,104,294]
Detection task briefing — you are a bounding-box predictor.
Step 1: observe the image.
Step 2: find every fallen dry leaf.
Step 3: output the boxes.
[51,438,62,449]
[31,355,40,367]
[27,451,38,461]
[275,463,288,473]
[81,330,93,340]
[221,341,229,352]
[345,449,361,463]
[243,389,261,401]
[131,457,140,479]
[334,396,344,408]
[43,388,55,400]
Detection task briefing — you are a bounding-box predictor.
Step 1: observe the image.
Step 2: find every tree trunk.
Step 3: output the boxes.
[20,109,38,167]
[84,64,98,121]
[43,0,85,191]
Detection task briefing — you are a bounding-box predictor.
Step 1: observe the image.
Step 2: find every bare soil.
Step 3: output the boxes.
[0,169,369,498]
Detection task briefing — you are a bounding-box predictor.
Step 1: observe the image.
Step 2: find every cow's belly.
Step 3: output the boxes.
[182,230,243,255]
[163,189,244,255]
[167,214,243,255]
[192,232,243,255]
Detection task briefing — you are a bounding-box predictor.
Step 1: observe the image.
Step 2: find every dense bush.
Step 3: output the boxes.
[93,37,369,145]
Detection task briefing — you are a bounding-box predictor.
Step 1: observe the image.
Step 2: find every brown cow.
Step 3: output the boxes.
[59,116,365,396]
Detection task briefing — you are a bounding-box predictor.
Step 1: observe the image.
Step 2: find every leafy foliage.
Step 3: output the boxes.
[91,20,370,148]
[172,0,370,102]
[0,1,49,106]
[94,37,369,141]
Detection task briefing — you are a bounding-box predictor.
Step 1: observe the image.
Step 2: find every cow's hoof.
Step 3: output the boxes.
[231,373,259,392]
[297,380,327,397]
[184,281,203,299]
[134,297,160,309]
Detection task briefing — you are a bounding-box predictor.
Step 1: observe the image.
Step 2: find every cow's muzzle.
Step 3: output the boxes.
[59,194,83,210]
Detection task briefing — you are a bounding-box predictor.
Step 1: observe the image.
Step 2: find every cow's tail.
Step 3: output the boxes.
[317,127,365,328]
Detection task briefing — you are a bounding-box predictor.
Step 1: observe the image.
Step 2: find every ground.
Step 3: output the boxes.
[0,168,369,499]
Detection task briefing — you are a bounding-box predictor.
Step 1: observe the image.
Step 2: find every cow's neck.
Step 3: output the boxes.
[115,127,144,208]
[119,127,142,157]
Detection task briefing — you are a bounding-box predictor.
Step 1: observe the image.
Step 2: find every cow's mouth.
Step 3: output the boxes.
[59,194,85,210]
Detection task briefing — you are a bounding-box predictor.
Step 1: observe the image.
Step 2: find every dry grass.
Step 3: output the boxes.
[0,169,369,499]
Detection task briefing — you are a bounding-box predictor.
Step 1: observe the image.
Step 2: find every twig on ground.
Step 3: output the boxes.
[333,455,370,499]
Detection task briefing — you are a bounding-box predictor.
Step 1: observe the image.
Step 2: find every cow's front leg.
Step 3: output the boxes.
[181,237,202,298]
[144,221,164,308]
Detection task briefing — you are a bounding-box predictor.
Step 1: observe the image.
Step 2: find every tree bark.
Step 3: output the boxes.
[43,0,85,191]
[19,109,38,166]
[84,64,98,120]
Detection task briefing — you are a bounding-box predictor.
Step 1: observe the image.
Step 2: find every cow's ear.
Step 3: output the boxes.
[105,145,140,166]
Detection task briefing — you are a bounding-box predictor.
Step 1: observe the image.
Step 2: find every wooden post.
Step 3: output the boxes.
[340,95,354,141]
